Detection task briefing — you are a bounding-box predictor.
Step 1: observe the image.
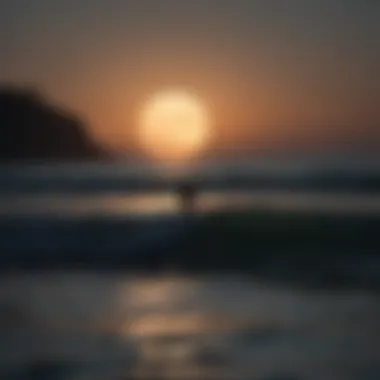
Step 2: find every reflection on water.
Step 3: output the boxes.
[0,274,379,380]
[1,191,380,217]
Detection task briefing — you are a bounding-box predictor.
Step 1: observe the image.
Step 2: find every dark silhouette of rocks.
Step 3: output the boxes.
[0,86,106,162]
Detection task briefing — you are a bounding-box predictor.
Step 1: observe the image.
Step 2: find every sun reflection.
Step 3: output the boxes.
[125,278,196,309]
[125,313,205,337]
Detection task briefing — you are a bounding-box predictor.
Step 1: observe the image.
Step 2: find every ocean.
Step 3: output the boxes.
[0,161,379,380]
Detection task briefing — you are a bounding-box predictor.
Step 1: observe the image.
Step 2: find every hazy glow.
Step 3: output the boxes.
[137,90,211,161]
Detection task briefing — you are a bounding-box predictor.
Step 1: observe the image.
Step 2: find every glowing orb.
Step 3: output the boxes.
[137,89,211,161]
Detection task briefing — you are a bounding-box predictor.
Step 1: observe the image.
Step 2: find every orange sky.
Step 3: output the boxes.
[1,0,379,156]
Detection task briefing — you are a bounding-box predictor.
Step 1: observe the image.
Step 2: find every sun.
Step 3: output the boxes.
[137,89,211,161]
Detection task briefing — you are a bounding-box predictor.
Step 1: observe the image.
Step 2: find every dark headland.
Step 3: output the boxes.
[0,86,106,162]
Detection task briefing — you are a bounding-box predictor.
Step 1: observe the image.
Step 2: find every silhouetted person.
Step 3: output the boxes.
[177,182,197,214]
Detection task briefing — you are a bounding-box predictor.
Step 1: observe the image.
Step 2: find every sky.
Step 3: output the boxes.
[0,0,379,157]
